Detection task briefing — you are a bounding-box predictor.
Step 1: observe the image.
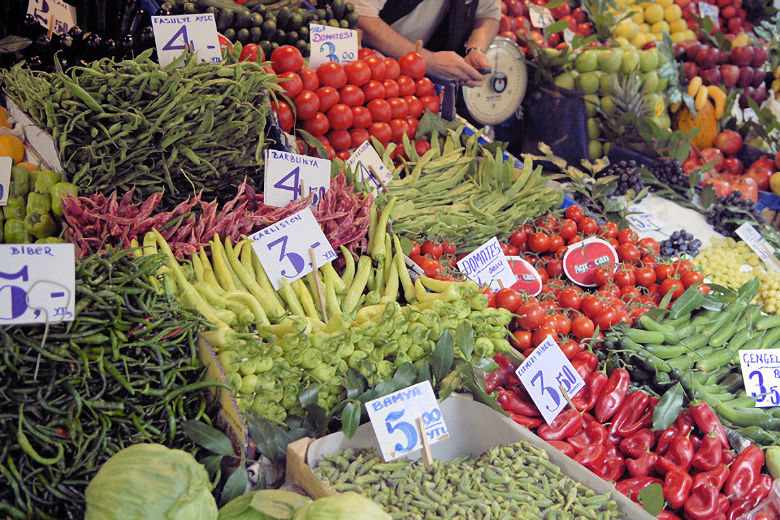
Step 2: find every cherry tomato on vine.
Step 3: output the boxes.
[593,266,614,287]
[571,316,595,339]
[579,217,598,235]
[533,326,557,346]
[634,267,656,287]
[681,270,704,288]
[509,228,527,247]
[638,237,660,255]
[617,243,641,264]
[546,259,564,278]
[528,232,551,253]
[512,329,532,350]
[559,219,577,240]
[660,278,684,299]
[496,288,522,312]
[599,222,618,239]
[565,205,584,223]
[618,228,638,244]
[421,240,443,259]
[517,302,545,330]
[548,235,565,252]
[558,288,581,310]
[614,268,636,288]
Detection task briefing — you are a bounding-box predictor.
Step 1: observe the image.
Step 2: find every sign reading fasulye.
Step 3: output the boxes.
[151,13,222,67]
[457,237,516,291]
[738,350,780,408]
[365,381,449,461]
[0,243,75,325]
[308,24,358,69]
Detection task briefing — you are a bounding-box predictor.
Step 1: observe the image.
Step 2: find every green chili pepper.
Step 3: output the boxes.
[24,211,57,239]
[33,169,62,194]
[4,218,31,243]
[10,165,29,197]
[26,191,51,215]
[49,182,78,216]
[3,196,25,220]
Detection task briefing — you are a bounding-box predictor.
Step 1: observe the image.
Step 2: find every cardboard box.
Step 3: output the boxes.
[287,396,655,519]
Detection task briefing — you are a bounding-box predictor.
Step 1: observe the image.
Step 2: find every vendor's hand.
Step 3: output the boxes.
[464,48,490,72]
[423,50,487,87]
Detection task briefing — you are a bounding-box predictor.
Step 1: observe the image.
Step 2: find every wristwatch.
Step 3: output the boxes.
[465,46,485,55]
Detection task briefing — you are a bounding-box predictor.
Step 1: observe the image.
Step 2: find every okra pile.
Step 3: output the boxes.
[314,443,620,520]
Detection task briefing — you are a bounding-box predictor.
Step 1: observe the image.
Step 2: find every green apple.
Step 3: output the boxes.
[574,50,599,73]
[641,70,659,93]
[657,76,669,91]
[588,139,603,160]
[597,49,623,73]
[578,71,600,95]
[554,72,576,90]
[600,95,616,116]
[639,48,659,73]
[584,94,600,116]
[587,118,601,139]
[599,73,613,95]
[621,50,640,74]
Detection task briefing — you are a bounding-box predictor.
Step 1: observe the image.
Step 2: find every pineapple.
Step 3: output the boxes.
[599,71,653,153]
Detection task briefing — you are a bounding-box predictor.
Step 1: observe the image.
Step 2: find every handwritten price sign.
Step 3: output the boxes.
[0,157,11,206]
[456,237,516,291]
[264,149,330,208]
[0,244,75,325]
[27,0,77,35]
[345,141,393,195]
[152,14,222,67]
[529,5,555,28]
[739,350,780,407]
[515,335,585,424]
[365,381,449,461]
[308,24,358,69]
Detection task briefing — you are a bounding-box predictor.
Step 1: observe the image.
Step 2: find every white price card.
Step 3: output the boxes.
[152,14,222,67]
[365,381,449,461]
[248,207,337,290]
[0,243,75,325]
[736,223,780,271]
[345,140,393,195]
[738,350,780,407]
[27,0,77,35]
[515,335,585,424]
[743,107,759,123]
[308,24,358,69]
[264,149,331,208]
[698,2,720,27]
[5,97,64,173]
[0,157,11,206]
[529,5,555,28]
[563,28,575,46]
[456,237,515,291]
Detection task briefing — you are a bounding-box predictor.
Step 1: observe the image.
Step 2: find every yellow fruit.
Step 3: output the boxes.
[670,31,686,43]
[554,72,576,90]
[683,30,697,41]
[707,85,726,119]
[664,4,682,21]
[639,23,651,34]
[631,10,645,23]
[677,101,717,149]
[0,106,10,129]
[0,134,24,164]
[584,94,600,116]
[631,32,648,48]
[731,32,750,47]
[601,96,616,116]
[588,139,603,160]
[651,21,670,34]
[669,19,688,33]
[587,118,601,139]
[771,172,780,196]
[644,4,664,24]
[615,20,639,39]
[657,0,674,7]
[603,142,613,155]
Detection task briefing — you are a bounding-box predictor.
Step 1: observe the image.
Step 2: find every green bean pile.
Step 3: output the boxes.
[0,249,218,519]
[314,443,621,520]
[1,46,279,207]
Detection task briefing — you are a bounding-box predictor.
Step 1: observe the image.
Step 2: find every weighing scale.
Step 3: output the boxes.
[462,37,528,139]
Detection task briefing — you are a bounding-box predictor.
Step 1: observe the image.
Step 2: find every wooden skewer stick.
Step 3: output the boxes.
[47,16,55,41]
[309,248,328,323]
[497,280,505,290]
[559,384,580,417]
[367,165,390,194]
[416,417,433,469]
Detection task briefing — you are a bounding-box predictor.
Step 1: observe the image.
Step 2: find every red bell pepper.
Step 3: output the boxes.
[690,400,729,450]
[619,428,655,458]
[693,464,730,491]
[675,410,695,437]
[726,473,773,520]
[508,412,542,429]
[595,368,630,423]
[691,435,722,471]
[615,476,662,502]
[595,445,625,482]
[626,452,659,478]
[574,443,607,470]
[546,440,576,458]
[571,371,608,413]
[568,422,607,451]
[608,390,650,444]
[683,483,721,520]
[656,425,679,456]
[497,388,540,417]
[571,350,598,379]
[667,435,694,472]
[718,494,729,515]
[657,511,681,520]
[537,408,584,441]
[484,370,501,394]
[663,469,693,510]
[621,396,658,438]
[724,445,764,502]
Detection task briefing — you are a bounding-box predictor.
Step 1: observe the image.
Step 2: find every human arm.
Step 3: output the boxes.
[463,17,499,70]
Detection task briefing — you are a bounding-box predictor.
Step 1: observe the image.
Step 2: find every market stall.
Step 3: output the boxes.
[2,0,780,518]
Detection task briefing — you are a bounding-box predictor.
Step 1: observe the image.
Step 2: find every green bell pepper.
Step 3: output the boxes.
[10,166,29,197]
[24,211,56,239]
[50,182,78,216]
[35,237,65,243]
[3,197,25,220]
[4,218,32,243]
[28,168,39,189]
[26,191,51,215]
[34,169,62,194]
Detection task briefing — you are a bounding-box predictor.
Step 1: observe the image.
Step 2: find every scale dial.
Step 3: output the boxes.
[462,37,528,126]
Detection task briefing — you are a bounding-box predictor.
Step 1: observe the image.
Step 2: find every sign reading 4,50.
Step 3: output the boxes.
[273,166,327,206]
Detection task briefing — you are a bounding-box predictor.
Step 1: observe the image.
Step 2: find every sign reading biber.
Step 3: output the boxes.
[308,24,358,69]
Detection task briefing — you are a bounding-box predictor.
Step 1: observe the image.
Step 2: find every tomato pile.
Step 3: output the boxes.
[269,45,438,160]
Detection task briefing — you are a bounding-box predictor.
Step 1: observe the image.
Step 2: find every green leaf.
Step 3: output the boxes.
[657,286,676,313]
[344,368,366,400]
[433,330,455,383]
[220,465,248,506]
[700,293,724,311]
[474,358,499,373]
[417,360,432,384]
[296,129,327,159]
[182,420,235,456]
[393,362,417,389]
[201,455,224,480]
[669,286,704,319]
[737,278,760,303]
[438,371,461,400]
[298,386,319,407]
[461,373,507,415]
[0,36,31,55]
[342,401,361,438]
[653,383,685,431]
[700,183,716,209]
[544,20,570,38]
[304,402,329,436]
[638,483,664,516]
[456,321,475,359]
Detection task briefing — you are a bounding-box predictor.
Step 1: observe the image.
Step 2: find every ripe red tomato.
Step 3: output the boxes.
[618,229,638,245]
[383,58,401,79]
[301,112,329,135]
[272,100,294,132]
[555,313,571,335]
[548,234,564,252]
[387,97,409,119]
[560,339,582,359]
[509,227,527,247]
[363,56,387,81]
[351,106,372,128]
[655,264,672,281]
[421,240,443,259]
[403,96,424,118]
[239,43,262,62]
[517,302,545,329]
[512,330,532,349]
[638,237,660,255]
[496,288,522,311]
[358,48,376,59]
[327,104,353,130]
[339,84,365,107]
[660,278,684,299]
[413,255,442,277]
[546,258,563,278]
[397,75,416,96]
[571,316,595,339]
[415,77,436,97]
[350,127,370,148]
[369,122,392,144]
[672,260,692,275]
[528,232,551,253]
[565,205,585,223]
[617,243,641,264]
[558,288,581,310]
[419,95,440,114]
[681,270,704,288]
[327,129,352,152]
[389,119,408,142]
[344,60,371,86]
[406,117,419,138]
[614,268,636,288]
[579,217,598,235]
[293,90,320,120]
[641,254,657,270]
[581,295,604,318]
[559,219,577,240]
[271,45,304,73]
[595,308,618,330]
[536,266,549,285]
[277,71,303,98]
[299,67,318,91]
[399,52,426,79]
[415,139,431,156]
[362,80,386,101]
[535,215,559,232]
[316,86,340,112]
[593,266,614,287]
[533,326,557,346]
[335,150,351,161]
[598,222,619,239]
[568,234,583,245]
[316,62,347,88]
[367,99,392,122]
[634,267,656,287]
[382,79,400,98]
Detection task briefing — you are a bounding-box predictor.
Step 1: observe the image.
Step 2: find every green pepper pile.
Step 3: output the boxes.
[1,164,77,243]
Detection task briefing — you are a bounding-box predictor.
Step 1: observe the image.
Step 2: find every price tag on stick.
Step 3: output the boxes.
[308,24,358,69]
[248,207,337,290]
[152,14,222,67]
[735,223,780,271]
[529,5,555,27]
[27,0,77,35]
[264,149,331,208]
[457,237,516,291]
[0,157,11,206]
[515,335,585,424]
[345,141,393,194]
[738,350,780,407]
[0,244,75,325]
[698,2,720,28]
[365,381,449,461]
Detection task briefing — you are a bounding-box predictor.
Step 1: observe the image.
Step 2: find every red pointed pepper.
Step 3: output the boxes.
[574,443,607,470]
[683,483,721,520]
[595,445,625,482]
[690,400,729,450]
[718,494,729,515]
[657,511,681,520]
[625,451,659,478]
[497,388,540,417]
[724,444,764,502]
[693,463,730,491]
[690,434,702,452]
[675,410,695,437]
[546,440,576,458]
[571,371,608,413]
[568,422,607,451]
[494,353,521,387]
[726,473,773,520]
[667,435,694,472]
[691,435,722,471]
[656,425,679,456]
[571,350,598,380]
[608,390,650,444]
[663,469,693,510]
[615,476,662,502]
[721,449,735,465]
[537,408,584,441]
[595,368,630,423]
[619,428,655,458]
[508,412,542,429]
[484,370,501,394]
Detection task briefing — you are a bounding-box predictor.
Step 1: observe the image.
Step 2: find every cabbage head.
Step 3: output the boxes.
[291,492,390,520]
[218,489,311,519]
[85,443,218,520]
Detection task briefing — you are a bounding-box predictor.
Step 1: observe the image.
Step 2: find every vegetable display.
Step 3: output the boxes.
[1,45,279,207]
[0,250,217,518]
[314,443,621,519]
[290,492,390,520]
[217,489,312,519]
